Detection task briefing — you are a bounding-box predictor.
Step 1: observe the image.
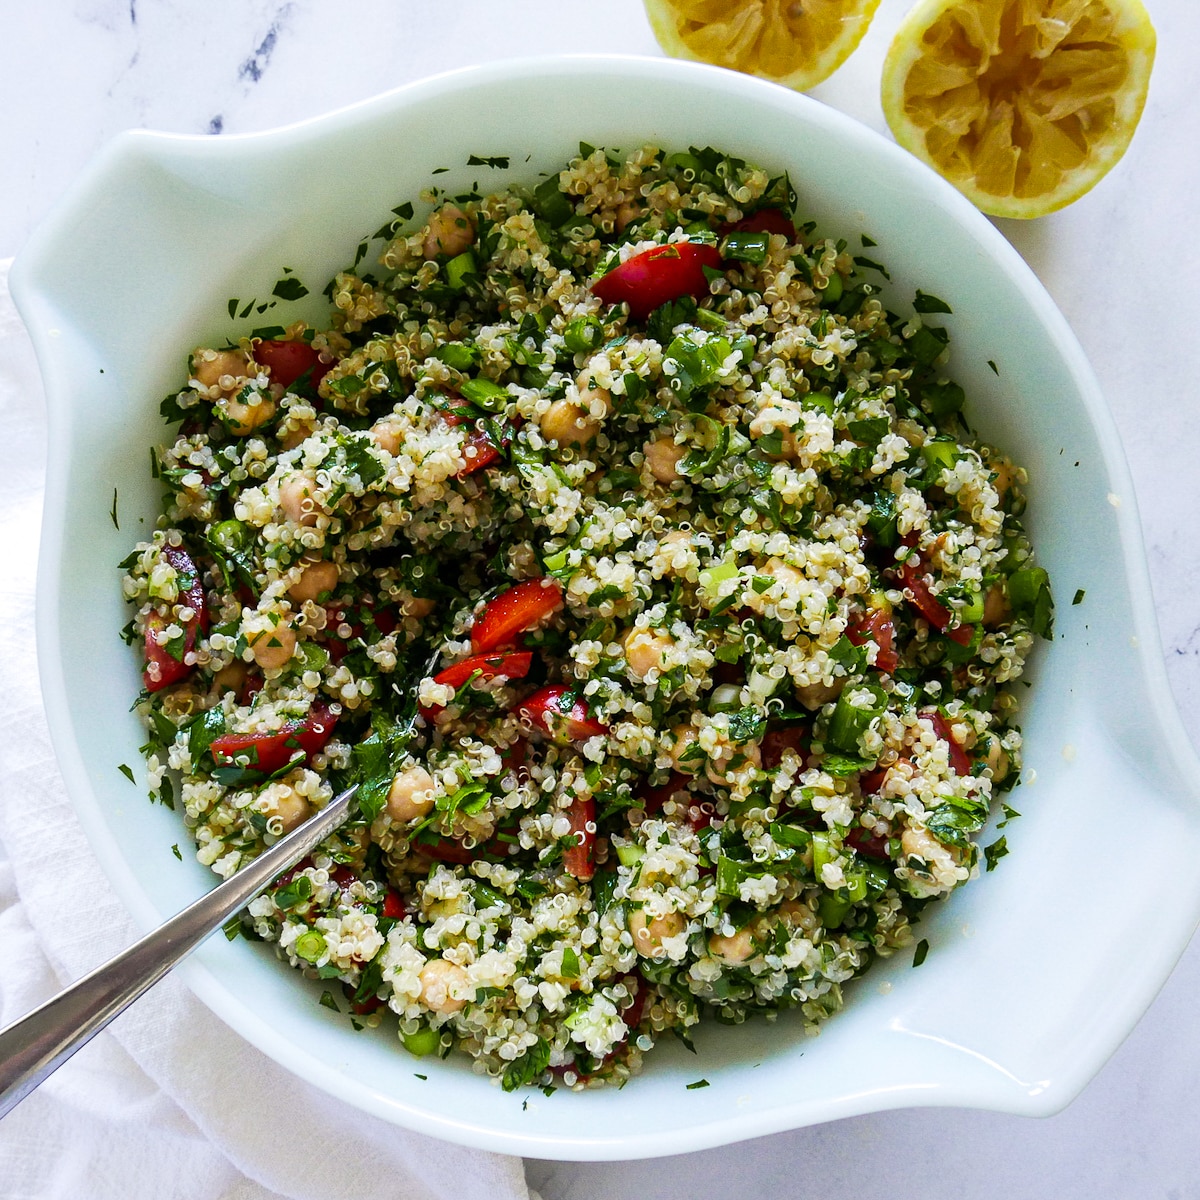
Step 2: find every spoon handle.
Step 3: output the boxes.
[0,783,358,1120]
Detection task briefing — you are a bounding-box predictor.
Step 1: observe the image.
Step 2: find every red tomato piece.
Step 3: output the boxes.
[518,685,609,744]
[252,339,331,390]
[563,796,596,881]
[731,208,796,240]
[142,612,192,692]
[897,555,975,646]
[637,772,689,814]
[846,607,899,674]
[420,650,534,718]
[618,972,646,1031]
[591,241,724,321]
[470,577,563,653]
[142,546,207,692]
[761,725,809,770]
[859,764,889,795]
[438,409,516,478]
[382,890,407,920]
[926,710,973,777]
[846,826,890,860]
[210,704,336,775]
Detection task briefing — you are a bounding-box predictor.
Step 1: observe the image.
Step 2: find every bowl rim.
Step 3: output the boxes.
[12,53,1200,1159]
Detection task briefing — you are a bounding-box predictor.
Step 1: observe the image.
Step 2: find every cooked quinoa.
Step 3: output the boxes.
[122,143,1052,1090]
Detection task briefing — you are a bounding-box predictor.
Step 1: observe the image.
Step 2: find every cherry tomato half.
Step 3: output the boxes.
[846,607,899,674]
[142,546,207,693]
[420,650,534,718]
[252,340,332,391]
[518,684,609,744]
[730,208,796,240]
[209,704,336,775]
[591,241,723,321]
[562,795,596,882]
[470,577,563,653]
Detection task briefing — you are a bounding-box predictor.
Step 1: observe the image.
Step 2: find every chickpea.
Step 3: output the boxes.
[402,596,436,620]
[423,204,475,260]
[614,200,642,233]
[644,435,686,484]
[212,660,247,694]
[706,738,762,786]
[708,926,755,965]
[191,347,252,394]
[984,737,1010,783]
[539,399,600,446]
[279,470,321,526]
[262,785,311,834]
[369,415,405,456]
[744,557,803,615]
[795,677,846,711]
[628,908,685,959]
[278,418,315,451]
[387,765,436,823]
[623,626,675,680]
[247,620,297,671]
[221,391,277,437]
[991,459,1015,500]
[418,958,471,1014]
[983,582,1010,628]
[289,557,339,604]
[669,723,702,774]
[575,364,613,413]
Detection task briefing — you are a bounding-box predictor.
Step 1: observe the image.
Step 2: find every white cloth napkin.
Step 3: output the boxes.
[0,258,538,1200]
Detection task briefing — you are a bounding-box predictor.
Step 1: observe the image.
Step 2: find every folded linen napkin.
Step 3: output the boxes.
[0,259,536,1200]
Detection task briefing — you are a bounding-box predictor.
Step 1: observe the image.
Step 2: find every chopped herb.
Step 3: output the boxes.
[319,990,340,1012]
[984,836,1009,871]
[913,290,953,314]
[686,1079,710,1090]
[272,275,309,302]
[118,763,135,784]
[467,153,510,168]
[1072,589,1085,606]
[987,359,1000,375]
[912,939,930,967]
[110,488,119,529]
[171,843,182,861]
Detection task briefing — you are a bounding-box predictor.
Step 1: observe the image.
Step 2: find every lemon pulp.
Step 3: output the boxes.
[881,0,1156,218]
[645,0,882,92]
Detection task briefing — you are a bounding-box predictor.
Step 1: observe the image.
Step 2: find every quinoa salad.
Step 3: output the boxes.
[121,143,1053,1091]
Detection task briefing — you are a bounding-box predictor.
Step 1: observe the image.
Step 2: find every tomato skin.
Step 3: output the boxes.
[563,796,596,881]
[761,725,809,770]
[637,772,689,814]
[420,650,534,718]
[209,704,336,775]
[846,826,890,860]
[142,546,207,692]
[731,208,796,240]
[382,890,407,920]
[846,607,899,674]
[470,577,563,653]
[926,710,973,777]
[252,340,331,390]
[518,684,608,744]
[439,410,515,477]
[896,555,975,647]
[592,242,724,321]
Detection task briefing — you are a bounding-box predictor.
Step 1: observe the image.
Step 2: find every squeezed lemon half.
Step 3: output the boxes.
[881,0,1156,219]
[644,0,883,92]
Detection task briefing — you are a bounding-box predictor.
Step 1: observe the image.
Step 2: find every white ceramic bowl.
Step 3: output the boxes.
[13,55,1200,1160]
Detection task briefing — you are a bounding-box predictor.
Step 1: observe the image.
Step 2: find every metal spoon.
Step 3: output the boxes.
[0,781,360,1119]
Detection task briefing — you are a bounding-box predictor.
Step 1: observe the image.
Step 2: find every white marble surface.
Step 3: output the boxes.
[3,0,1200,1195]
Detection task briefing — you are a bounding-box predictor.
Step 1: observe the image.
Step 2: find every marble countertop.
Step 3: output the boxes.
[3,1,1199,1196]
